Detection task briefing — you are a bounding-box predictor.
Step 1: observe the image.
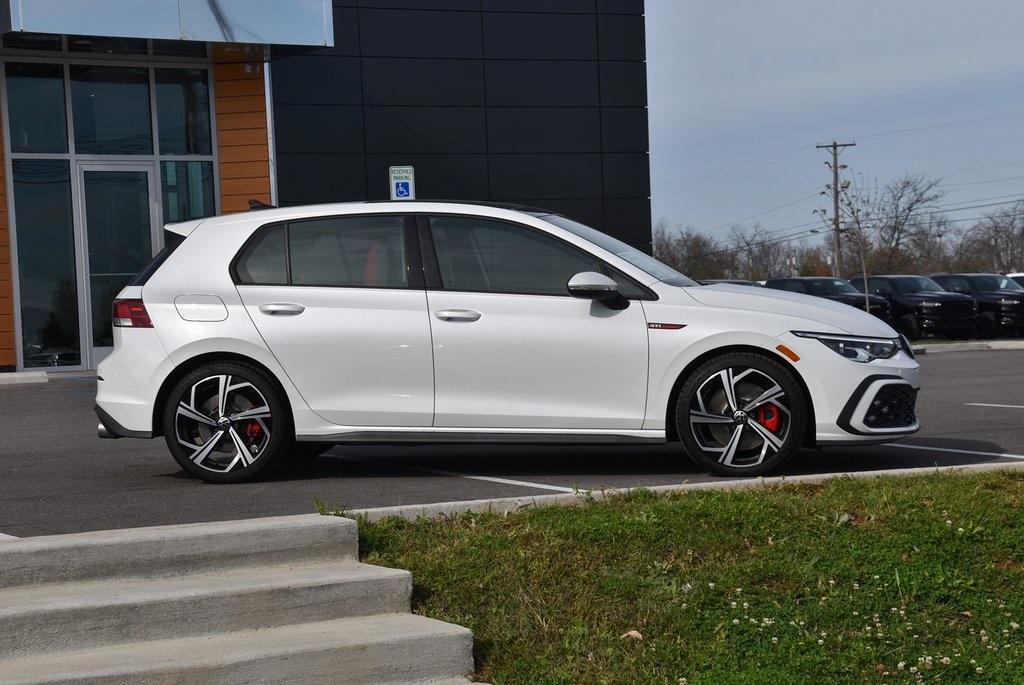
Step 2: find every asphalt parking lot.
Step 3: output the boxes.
[2,349,1023,538]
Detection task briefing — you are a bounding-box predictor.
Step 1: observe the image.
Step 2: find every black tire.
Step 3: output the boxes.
[977,314,997,340]
[898,314,922,341]
[163,361,293,483]
[675,352,809,477]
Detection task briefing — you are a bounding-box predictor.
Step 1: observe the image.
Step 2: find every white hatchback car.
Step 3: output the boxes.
[96,201,920,483]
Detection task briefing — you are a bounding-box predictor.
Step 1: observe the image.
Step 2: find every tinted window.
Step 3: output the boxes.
[290,216,406,288]
[768,280,805,293]
[892,277,943,294]
[805,278,858,295]
[867,278,890,294]
[5,62,68,153]
[70,65,152,154]
[970,275,1024,291]
[161,161,216,223]
[236,226,287,285]
[430,216,644,297]
[12,160,80,367]
[545,214,697,287]
[156,68,212,155]
[941,276,972,292]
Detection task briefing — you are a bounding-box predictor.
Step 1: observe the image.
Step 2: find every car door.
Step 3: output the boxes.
[235,214,434,426]
[421,214,650,430]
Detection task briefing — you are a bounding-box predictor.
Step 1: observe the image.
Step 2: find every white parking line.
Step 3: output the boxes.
[0,532,18,541]
[965,402,1024,409]
[885,443,1024,460]
[337,455,576,493]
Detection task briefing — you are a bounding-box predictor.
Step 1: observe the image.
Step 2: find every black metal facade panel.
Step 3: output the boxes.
[272,0,651,250]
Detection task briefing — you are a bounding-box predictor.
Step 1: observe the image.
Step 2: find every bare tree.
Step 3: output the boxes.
[953,202,1024,273]
[728,224,792,281]
[840,173,949,273]
[652,220,736,279]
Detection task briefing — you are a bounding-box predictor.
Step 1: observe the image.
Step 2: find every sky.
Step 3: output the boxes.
[645,0,1024,244]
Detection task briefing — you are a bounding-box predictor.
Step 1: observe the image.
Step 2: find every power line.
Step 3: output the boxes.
[686,186,821,224]
[816,141,856,276]
[705,192,821,232]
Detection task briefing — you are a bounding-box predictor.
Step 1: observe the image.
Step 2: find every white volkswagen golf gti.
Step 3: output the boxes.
[96,201,920,483]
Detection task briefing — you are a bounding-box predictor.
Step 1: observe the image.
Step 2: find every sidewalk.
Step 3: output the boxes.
[913,339,1024,355]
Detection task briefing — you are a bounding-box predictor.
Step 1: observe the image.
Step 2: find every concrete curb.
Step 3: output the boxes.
[915,339,1024,355]
[347,460,1024,523]
[0,372,47,386]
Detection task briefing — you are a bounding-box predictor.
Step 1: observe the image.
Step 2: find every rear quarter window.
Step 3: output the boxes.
[234,226,288,285]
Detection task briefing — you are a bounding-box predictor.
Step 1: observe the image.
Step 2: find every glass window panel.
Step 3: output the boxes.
[153,40,208,57]
[68,35,147,55]
[155,68,212,155]
[70,65,152,155]
[161,161,216,223]
[2,32,62,51]
[430,216,606,296]
[82,170,153,348]
[12,160,81,368]
[4,62,68,153]
[235,227,287,285]
[290,217,407,288]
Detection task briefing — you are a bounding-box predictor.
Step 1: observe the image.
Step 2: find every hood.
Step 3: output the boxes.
[823,292,888,307]
[686,284,897,337]
[972,289,1024,302]
[901,291,974,303]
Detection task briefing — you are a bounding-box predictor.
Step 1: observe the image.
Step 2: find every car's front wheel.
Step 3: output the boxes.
[163,362,292,483]
[675,352,808,477]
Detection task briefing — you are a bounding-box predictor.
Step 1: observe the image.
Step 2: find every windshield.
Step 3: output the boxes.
[804,278,859,296]
[970,275,1024,291]
[544,215,699,287]
[893,277,944,294]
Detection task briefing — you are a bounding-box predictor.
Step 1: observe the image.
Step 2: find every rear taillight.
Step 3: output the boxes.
[112,299,153,328]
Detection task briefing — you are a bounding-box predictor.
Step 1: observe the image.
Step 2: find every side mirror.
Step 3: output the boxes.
[567,272,628,309]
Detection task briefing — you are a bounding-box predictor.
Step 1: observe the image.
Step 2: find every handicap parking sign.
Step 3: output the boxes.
[388,166,416,201]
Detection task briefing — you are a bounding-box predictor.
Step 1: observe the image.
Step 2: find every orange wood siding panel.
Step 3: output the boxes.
[0,124,14,368]
[213,45,272,214]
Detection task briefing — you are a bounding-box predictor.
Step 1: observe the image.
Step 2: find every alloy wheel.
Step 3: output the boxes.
[174,374,273,474]
[688,366,791,468]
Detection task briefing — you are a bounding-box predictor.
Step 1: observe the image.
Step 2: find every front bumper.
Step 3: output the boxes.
[920,314,976,334]
[836,375,919,437]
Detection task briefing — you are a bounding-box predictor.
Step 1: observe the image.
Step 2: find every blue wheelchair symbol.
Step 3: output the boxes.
[394,181,411,198]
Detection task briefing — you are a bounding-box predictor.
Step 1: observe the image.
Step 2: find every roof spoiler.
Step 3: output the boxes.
[249,199,277,211]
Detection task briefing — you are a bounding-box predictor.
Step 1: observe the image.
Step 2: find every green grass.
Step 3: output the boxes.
[353,471,1024,684]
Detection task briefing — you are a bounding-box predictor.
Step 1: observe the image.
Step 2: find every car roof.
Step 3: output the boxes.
[767,276,844,281]
[164,200,560,237]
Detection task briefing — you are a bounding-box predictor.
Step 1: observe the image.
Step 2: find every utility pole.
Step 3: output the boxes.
[816,141,855,276]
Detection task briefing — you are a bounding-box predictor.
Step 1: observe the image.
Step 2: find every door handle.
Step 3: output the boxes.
[434,309,481,322]
[259,303,305,316]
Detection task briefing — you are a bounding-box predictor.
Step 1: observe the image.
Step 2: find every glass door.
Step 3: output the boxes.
[76,162,160,366]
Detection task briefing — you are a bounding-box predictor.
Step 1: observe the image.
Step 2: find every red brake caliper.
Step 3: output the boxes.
[755,404,780,432]
[243,421,263,443]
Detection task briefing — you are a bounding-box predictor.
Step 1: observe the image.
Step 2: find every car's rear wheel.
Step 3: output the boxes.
[163,362,292,483]
[675,352,808,477]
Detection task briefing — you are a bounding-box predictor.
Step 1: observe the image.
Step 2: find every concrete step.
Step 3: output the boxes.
[0,561,411,659]
[0,514,354,588]
[0,613,475,685]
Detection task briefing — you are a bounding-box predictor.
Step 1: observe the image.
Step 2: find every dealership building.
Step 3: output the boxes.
[0,0,650,372]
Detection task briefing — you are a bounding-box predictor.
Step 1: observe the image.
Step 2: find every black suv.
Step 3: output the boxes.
[848,275,976,340]
[930,273,1024,338]
[763,277,891,321]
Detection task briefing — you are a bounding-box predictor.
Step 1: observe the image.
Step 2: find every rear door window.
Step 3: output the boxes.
[289,216,406,288]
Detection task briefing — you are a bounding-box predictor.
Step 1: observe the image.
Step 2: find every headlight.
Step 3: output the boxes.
[792,331,901,363]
